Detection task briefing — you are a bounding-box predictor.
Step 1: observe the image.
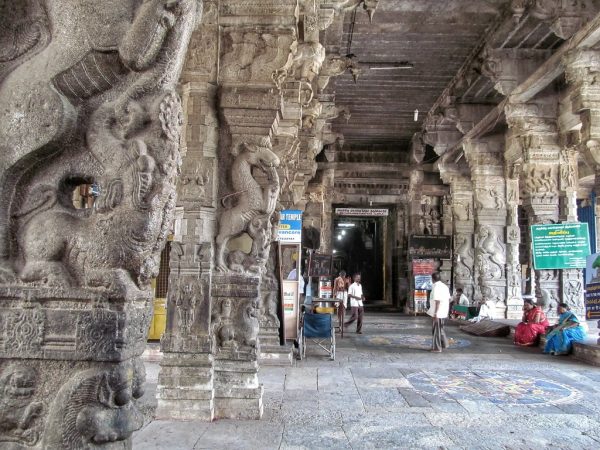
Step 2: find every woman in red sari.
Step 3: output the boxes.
[514,299,549,346]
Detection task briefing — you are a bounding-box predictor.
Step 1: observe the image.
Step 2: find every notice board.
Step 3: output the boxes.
[408,235,452,259]
[531,223,590,270]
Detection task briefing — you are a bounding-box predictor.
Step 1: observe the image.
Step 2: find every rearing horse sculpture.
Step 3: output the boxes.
[215,139,280,272]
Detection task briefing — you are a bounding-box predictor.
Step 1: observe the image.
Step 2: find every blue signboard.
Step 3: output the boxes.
[278,210,302,243]
[585,252,600,319]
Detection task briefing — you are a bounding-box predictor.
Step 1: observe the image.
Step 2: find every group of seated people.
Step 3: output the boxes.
[450,289,587,356]
[514,299,587,355]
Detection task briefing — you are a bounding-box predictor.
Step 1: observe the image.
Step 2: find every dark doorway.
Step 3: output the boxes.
[332,216,385,301]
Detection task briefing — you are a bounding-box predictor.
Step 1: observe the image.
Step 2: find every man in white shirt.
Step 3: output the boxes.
[427,272,450,352]
[344,273,365,334]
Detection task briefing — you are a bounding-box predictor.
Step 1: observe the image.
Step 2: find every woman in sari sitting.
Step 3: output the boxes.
[514,299,549,346]
[544,303,587,355]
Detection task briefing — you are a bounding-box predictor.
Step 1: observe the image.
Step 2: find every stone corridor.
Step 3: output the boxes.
[134,314,600,449]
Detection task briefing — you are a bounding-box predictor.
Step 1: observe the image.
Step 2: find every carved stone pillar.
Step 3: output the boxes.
[559,146,586,318]
[440,168,476,301]
[408,170,425,234]
[505,164,523,319]
[464,137,508,317]
[0,1,197,447]
[506,101,561,319]
[213,1,300,418]
[157,76,219,421]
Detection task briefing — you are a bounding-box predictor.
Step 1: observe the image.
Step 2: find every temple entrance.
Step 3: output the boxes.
[332,214,387,302]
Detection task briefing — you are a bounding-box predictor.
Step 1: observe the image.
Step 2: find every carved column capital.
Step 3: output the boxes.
[481,48,551,96]
[564,49,600,165]
[423,112,463,156]
[505,101,560,164]
[529,0,599,40]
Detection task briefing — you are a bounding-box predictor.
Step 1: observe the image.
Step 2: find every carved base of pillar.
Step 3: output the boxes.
[213,360,263,420]
[211,275,263,419]
[156,352,215,421]
[0,288,152,448]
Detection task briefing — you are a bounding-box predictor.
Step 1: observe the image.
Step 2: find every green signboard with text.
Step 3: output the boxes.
[531,223,590,270]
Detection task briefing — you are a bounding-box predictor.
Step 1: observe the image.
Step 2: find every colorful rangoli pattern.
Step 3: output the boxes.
[407,370,581,405]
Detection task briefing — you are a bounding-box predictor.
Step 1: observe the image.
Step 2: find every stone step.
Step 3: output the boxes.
[259,345,294,366]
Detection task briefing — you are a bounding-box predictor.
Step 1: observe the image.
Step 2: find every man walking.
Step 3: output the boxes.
[427,272,450,352]
[345,273,365,334]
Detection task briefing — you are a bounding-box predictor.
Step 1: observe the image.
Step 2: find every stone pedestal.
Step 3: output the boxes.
[211,275,263,420]
[0,288,152,448]
[157,351,214,421]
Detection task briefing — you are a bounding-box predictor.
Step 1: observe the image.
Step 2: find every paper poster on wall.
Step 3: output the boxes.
[585,252,600,319]
[282,280,299,340]
[412,259,436,275]
[414,275,433,290]
[278,210,302,243]
[414,290,428,314]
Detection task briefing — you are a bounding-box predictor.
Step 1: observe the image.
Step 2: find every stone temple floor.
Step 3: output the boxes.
[134,313,600,449]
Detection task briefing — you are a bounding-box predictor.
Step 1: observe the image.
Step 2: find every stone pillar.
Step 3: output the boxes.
[408,170,425,234]
[320,169,335,254]
[464,137,508,317]
[0,1,198,447]
[440,169,476,301]
[213,1,300,418]
[559,146,586,318]
[505,165,523,319]
[506,101,561,320]
[157,71,219,421]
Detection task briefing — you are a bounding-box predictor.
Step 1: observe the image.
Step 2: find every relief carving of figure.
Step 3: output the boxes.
[454,234,474,279]
[564,278,584,310]
[0,365,43,447]
[175,279,201,335]
[476,225,506,280]
[237,299,260,348]
[216,299,235,348]
[43,359,146,449]
[452,200,471,221]
[524,166,557,198]
[0,0,199,291]
[215,138,280,272]
[475,186,506,210]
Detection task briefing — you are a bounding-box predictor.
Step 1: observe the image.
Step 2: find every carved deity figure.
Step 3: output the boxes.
[0,0,199,295]
[215,138,280,272]
[176,281,200,335]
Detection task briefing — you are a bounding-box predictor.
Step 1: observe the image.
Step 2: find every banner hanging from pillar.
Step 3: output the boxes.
[531,223,590,270]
